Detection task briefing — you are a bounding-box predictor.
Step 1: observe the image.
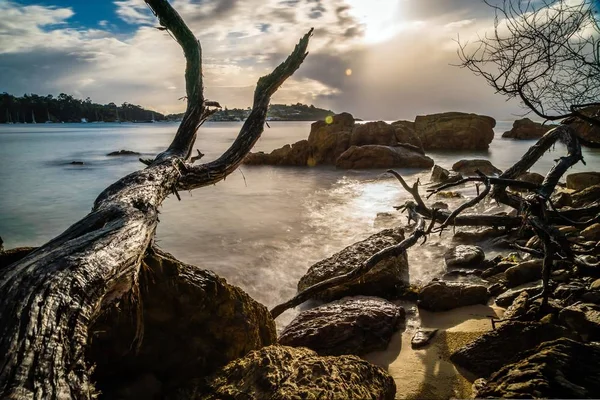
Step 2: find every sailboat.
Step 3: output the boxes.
[31,110,36,124]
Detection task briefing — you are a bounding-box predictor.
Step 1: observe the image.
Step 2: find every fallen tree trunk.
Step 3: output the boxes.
[0,1,312,398]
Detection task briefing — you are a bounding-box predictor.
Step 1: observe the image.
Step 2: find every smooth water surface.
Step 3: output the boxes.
[1,121,599,325]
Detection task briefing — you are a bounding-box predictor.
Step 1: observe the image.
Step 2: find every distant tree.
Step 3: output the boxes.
[457,0,600,131]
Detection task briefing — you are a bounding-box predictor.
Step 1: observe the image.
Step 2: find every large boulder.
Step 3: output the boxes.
[335,145,434,169]
[473,338,600,399]
[391,120,424,150]
[559,303,600,340]
[451,159,502,176]
[450,321,573,378]
[418,281,489,311]
[571,184,600,207]
[88,249,276,397]
[502,118,553,139]
[567,105,600,143]
[244,140,310,166]
[430,164,451,182]
[413,112,496,150]
[307,112,355,165]
[297,228,409,301]
[495,281,543,307]
[201,346,397,400]
[349,121,397,146]
[566,172,600,191]
[444,245,485,269]
[278,296,405,356]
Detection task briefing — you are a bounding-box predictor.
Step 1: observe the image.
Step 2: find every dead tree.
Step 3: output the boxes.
[0,1,312,398]
[457,0,600,134]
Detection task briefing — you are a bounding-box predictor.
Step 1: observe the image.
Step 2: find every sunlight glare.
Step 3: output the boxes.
[346,0,404,43]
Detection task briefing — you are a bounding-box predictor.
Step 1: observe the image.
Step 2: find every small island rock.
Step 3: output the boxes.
[335,145,434,169]
[502,118,553,139]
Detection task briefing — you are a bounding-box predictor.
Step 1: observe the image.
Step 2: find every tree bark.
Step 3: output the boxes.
[0,1,312,398]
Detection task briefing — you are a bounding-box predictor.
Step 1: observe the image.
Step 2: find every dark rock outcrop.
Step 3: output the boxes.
[413,112,496,150]
[391,120,423,150]
[107,149,141,156]
[278,296,405,356]
[444,245,485,269]
[571,184,600,207]
[418,281,489,311]
[298,228,409,301]
[0,246,36,269]
[411,328,438,349]
[559,303,600,341]
[566,172,600,191]
[567,105,600,143]
[335,145,434,169]
[201,345,397,400]
[450,321,574,378]
[473,338,600,399]
[244,140,310,166]
[502,118,553,139]
[430,165,451,182]
[505,259,543,288]
[307,112,355,165]
[451,159,502,176]
[495,281,543,307]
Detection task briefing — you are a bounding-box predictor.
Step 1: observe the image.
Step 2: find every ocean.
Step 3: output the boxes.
[1,120,598,326]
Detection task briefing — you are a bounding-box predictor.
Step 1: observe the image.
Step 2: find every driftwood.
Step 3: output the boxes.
[0,1,312,398]
[272,124,597,316]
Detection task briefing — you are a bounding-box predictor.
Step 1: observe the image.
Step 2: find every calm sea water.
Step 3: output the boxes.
[1,121,599,325]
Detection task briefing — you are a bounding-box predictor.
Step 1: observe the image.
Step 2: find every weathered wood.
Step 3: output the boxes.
[0,1,312,398]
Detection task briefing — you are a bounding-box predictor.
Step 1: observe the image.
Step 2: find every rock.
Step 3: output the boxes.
[349,121,397,146]
[70,161,84,165]
[374,212,398,228]
[487,283,507,297]
[567,105,600,143]
[298,228,409,301]
[551,190,573,208]
[444,245,485,269]
[413,112,496,150]
[278,296,405,356]
[391,121,424,151]
[88,249,276,395]
[430,201,449,210]
[473,338,600,399]
[244,140,310,166]
[502,118,554,139]
[559,303,600,340]
[418,281,489,311]
[436,191,462,198]
[554,282,586,300]
[0,246,36,269]
[571,184,600,207]
[481,261,515,278]
[452,229,506,244]
[581,223,600,241]
[201,346,397,400]
[505,259,543,287]
[450,321,574,378]
[442,269,482,280]
[451,159,502,176]
[411,328,438,349]
[591,278,600,290]
[510,172,545,191]
[502,291,530,320]
[107,149,141,156]
[307,112,355,165]
[566,171,600,191]
[430,165,450,182]
[495,281,543,307]
[335,145,434,169]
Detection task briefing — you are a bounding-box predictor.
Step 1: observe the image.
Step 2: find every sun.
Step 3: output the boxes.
[345,0,404,44]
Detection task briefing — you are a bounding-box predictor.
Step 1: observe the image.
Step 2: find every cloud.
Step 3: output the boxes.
[0,0,526,119]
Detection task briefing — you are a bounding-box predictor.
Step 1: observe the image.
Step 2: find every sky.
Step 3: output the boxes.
[0,0,596,120]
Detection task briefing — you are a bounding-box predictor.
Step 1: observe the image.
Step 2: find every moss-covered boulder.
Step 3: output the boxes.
[297,228,409,301]
[473,338,600,399]
[201,345,396,400]
[88,248,276,397]
[278,296,405,356]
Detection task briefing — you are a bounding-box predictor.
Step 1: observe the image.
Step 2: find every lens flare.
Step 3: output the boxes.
[345,68,352,76]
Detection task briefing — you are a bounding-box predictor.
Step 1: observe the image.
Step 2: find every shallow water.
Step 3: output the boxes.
[1,120,599,326]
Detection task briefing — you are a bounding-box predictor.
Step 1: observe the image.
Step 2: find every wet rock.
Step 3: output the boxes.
[505,259,543,287]
[373,212,398,228]
[88,249,276,395]
[450,321,574,378]
[349,121,397,146]
[418,281,489,311]
[451,159,502,176]
[413,112,496,150]
[70,161,84,165]
[487,282,507,297]
[307,112,355,165]
[567,105,600,143]
[510,172,545,192]
[411,328,438,349]
[444,245,485,269]
[581,223,600,241]
[335,145,434,169]
[551,190,573,208]
[582,291,600,305]
[430,201,449,210]
[244,140,310,166]
[436,191,462,198]
[559,303,600,340]
[452,229,506,244]
[495,281,543,307]
[502,118,554,139]
[201,346,397,400]
[473,338,600,399]
[566,171,600,191]
[481,261,516,279]
[391,120,424,150]
[442,269,482,280]
[553,282,586,300]
[551,269,571,283]
[591,278,600,290]
[278,297,405,356]
[107,149,141,156]
[298,228,409,301]
[502,291,530,320]
[571,184,600,207]
[430,164,450,182]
